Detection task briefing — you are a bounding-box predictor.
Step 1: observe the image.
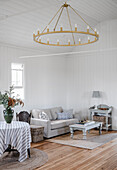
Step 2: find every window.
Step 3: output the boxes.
[11,63,24,99]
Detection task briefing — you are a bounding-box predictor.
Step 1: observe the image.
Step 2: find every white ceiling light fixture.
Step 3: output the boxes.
[33,2,99,47]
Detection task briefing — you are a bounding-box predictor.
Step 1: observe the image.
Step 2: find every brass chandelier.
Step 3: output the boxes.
[33,2,99,46]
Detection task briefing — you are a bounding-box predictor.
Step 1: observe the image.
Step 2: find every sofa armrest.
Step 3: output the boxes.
[31,118,51,137]
[31,118,50,128]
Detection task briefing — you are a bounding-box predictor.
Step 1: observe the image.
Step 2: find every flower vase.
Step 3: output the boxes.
[3,108,14,123]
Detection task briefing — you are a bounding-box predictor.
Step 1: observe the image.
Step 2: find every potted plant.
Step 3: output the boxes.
[0,86,24,123]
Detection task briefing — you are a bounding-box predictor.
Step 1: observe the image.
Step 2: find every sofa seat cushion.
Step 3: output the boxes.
[51,119,78,130]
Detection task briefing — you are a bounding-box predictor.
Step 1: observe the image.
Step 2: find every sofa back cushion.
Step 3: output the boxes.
[32,109,41,119]
[50,107,63,120]
[32,107,63,120]
[42,109,52,120]
[57,109,73,120]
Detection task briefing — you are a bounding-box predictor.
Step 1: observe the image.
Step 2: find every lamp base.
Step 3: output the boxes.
[95,105,97,109]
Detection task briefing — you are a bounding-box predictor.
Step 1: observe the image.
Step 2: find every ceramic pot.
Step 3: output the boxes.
[3,108,14,123]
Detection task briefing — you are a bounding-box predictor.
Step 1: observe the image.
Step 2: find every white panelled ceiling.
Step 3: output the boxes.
[0,0,117,52]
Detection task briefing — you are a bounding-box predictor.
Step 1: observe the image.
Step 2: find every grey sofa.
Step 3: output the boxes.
[30,107,78,138]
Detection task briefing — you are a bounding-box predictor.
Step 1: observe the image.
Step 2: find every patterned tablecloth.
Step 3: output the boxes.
[0,121,31,162]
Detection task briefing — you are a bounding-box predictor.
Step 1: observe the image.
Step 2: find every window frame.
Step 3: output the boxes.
[11,63,24,99]
[11,63,24,88]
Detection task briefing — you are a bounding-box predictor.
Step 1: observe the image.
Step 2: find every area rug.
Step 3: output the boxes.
[48,132,117,150]
[0,148,48,170]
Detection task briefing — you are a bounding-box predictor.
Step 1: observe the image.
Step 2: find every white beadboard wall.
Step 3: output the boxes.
[66,19,117,130]
[24,56,67,110]
[0,45,67,120]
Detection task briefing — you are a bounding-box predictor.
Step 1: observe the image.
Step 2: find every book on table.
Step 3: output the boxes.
[77,120,95,126]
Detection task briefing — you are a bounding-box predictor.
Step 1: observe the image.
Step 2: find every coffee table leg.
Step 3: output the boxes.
[70,127,74,139]
[99,124,102,135]
[83,130,87,140]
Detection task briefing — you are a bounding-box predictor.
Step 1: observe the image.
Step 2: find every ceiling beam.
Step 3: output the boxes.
[19,47,117,59]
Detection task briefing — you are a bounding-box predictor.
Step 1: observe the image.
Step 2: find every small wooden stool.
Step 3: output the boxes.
[30,125,44,143]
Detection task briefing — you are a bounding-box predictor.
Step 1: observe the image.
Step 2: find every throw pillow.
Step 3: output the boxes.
[42,109,53,120]
[57,109,73,120]
[39,111,49,120]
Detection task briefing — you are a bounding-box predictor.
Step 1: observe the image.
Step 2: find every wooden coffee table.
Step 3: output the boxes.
[69,122,102,140]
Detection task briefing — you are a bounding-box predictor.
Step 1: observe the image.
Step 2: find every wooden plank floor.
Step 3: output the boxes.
[31,130,117,170]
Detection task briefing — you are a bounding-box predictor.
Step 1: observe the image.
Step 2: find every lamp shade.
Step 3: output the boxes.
[92,91,100,98]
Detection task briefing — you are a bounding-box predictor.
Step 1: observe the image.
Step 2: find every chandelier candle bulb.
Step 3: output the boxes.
[87,26,89,33]
[39,37,41,42]
[95,28,97,34]
[75,24,77,31]
[88,37,90,43]
[47,38,49,44]
[57,39,59,45]
[79,38,81,44]
[97,31,99,35]
[47,26,49,33]
[68,40,70,45]
[60,25,63,31]
[33,33,35,39]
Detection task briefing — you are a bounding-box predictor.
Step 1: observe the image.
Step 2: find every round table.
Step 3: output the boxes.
[0,121,31,162]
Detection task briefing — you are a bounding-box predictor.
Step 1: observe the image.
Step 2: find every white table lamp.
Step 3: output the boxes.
[92,91,100,109]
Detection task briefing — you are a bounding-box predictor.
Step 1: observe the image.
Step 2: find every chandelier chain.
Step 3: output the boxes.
[54,6,64,31]
[66,7,75,44]
[69,5,95,32]
[42,6,62,34]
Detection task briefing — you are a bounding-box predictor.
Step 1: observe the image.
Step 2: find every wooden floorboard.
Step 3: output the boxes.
[31,130,117,170]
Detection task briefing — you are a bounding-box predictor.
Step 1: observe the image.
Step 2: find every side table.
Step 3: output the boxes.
[89,107,112,131]
[30,125,44,143]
